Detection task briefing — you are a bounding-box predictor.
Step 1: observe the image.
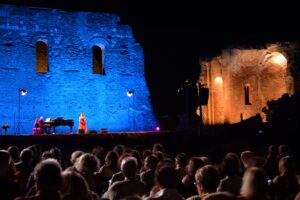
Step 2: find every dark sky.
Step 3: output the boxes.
[2,0,300,116]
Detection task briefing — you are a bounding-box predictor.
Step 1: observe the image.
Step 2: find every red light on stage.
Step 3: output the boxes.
[156,126,160,131]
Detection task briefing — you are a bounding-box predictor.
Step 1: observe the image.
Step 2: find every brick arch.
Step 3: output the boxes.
[260,52,290,104]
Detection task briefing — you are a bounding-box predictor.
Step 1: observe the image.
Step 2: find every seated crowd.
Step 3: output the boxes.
[0,143,299,200]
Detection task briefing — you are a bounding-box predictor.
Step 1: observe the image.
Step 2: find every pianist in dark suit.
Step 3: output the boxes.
[78,113,87,134]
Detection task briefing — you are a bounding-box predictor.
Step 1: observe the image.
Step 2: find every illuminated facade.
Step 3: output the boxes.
[199,43,296,125]
[0,4,156,134]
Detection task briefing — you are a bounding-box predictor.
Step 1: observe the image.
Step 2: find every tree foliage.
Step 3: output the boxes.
[262,93,300,131]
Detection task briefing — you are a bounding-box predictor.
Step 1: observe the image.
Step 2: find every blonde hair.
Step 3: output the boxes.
[240,167,268,200]
[60,171,89,200]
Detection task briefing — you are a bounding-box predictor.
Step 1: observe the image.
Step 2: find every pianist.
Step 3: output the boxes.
[32,116,45,134]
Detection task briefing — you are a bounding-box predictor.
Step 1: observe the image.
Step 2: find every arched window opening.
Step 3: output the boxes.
[92,45,104,74]
[36,40,48,73]
[245,84,251,105]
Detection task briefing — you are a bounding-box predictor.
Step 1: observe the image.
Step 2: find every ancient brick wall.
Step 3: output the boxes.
[200,45,294,125]
[0,4,157,134]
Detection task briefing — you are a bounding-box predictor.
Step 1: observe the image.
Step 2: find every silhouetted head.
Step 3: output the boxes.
[34,159,62,192]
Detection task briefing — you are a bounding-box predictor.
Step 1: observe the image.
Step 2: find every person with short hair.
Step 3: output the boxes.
[140,155,158,192]
[187,165,220,200]
[15,158,63,200]
[145,165,184,200]
[60,171,100,200]
[74,153,100,193]
[217,153,242,194]
[7,146,20,163]
[15,148,34,182]
[0,150,21,200]
[182,157,205,197]
[102,157,147,200]
[239,167,268,200]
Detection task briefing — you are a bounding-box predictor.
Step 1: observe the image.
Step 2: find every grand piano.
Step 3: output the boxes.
[43,117,74,133]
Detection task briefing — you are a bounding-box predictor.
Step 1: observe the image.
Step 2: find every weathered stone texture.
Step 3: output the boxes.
[0,4,156,134]
[200,44,296,125]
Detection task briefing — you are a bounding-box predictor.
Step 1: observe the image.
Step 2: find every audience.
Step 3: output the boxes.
[0,141,298,200]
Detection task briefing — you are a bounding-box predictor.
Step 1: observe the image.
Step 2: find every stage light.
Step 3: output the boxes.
[127,90,135,130]
[19,89,27,96]
[16,88,27,134]
[215,76,223,85]
[156,126,160,131]
[270,52,287,65]
[127,90,134,97]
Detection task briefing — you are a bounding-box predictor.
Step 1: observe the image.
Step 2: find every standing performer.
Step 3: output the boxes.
[78,113,87,134]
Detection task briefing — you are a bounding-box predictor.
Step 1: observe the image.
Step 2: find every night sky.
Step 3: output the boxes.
[1,0,300,118]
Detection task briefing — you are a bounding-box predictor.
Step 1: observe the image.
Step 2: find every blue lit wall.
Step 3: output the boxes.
[0,4,157,134]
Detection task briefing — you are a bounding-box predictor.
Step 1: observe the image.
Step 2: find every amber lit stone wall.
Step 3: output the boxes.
[200,44,295,125]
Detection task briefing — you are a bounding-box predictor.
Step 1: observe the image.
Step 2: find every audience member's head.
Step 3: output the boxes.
[70,150,84,164]
[278,145,289,159]
[117,153,130,170]
[20,148,33,165]
[240,167,268,200]
[187,157,205,176]
[75,153,100,174]
[221,153,242,176]
[156,165,177,189]
[50,147,62,162]
[130,150,142,169]
[74,153,100,188]
[34,159,62,192]
[246,156,265,168]
[200,156,210,165]
[195,165,220,195]
[142,149,151,160]
[91,146,107,166]
[41,151,53,160]
[278,156,296,177]
[153,151,165,162]
[121,156,138,179]
[240,150,255,168]
[144,155,158,170]
[60,171,90,200]
[152,143,164,153]
[0,150,11,177]
[267,145,278,158]
[175,153,188,168]
[105,151,119,168]
[113,144,125,157]
[7,145,20,163]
